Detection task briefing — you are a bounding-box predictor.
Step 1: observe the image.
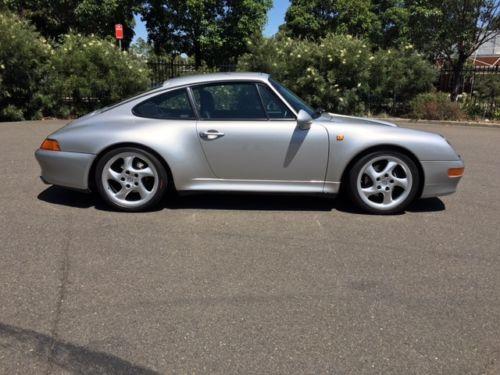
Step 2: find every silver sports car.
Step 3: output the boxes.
[35,72,464,214]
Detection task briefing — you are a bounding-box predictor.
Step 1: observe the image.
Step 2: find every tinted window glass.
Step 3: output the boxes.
[257,84,294,119]
[133,89,195,119]
[192,83,266,119]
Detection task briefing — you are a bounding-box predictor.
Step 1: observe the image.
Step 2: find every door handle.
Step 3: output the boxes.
[199,129,225,140]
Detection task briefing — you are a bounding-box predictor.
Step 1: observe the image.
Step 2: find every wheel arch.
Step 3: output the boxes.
[339,144,425,198]
[87,142,175,192]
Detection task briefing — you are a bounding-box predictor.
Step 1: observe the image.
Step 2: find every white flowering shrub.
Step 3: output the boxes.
[0,12,52,121]
[239,33,436,115]
[46,33,150,117]
[240,34,371,114]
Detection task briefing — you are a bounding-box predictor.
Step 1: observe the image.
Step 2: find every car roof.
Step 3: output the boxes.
[162,72,270,88]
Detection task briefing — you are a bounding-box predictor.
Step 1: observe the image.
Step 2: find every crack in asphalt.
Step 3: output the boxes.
[46,214,72,375]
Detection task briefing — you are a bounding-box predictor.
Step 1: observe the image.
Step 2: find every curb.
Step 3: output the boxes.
[378,117,500,129]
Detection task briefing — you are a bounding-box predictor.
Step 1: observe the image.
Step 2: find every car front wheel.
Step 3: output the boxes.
[95,147,168,212]
[348,151,420,214]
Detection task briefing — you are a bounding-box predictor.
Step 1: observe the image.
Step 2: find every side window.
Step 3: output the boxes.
[257,84,295,119]
[133,89,195,119]
[191,82,266,119]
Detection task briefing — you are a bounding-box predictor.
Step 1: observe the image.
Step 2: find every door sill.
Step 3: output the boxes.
[180,178,340,194]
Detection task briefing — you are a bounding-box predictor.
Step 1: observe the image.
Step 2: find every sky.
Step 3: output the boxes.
[132,0,291,44]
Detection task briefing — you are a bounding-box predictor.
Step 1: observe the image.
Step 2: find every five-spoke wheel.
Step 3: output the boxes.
[95,147,168,211]
[348,151,420,214]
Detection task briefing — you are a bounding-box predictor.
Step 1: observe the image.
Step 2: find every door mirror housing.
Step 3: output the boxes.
[297,109,313,130]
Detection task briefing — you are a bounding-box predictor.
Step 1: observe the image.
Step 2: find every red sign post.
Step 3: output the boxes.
[115,24,124,39]
[115,24,123,49]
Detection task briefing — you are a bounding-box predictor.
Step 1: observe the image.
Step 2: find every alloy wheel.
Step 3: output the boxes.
[101,151,160,209]
[356,155,413,211]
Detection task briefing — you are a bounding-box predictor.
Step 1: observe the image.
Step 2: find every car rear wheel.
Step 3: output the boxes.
[95,147,168,212]
[348,151,420,214]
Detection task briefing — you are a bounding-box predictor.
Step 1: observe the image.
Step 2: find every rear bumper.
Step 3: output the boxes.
[35,149,95,190]
[421,160,464,198]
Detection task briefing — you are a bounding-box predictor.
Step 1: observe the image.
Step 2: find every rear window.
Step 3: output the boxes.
[133,88,195,119]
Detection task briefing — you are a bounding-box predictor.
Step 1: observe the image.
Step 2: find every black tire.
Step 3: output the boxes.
[95,147,168,212]
[347,150,420,214]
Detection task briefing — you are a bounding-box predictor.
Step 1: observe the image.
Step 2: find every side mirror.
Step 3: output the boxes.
[297,109,313,130]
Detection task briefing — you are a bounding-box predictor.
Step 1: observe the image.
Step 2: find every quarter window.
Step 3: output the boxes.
[191,83,266,119]
[257,84,295,119]
[133,89,195,119]
[270,78,317,118]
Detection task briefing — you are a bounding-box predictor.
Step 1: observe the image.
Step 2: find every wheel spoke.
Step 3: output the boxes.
[123,156,134,170]
[106,168,122,182]
[382,160,398,175]
[361,186,378,198]
[136,167,154,177]
[382,190,393,204]
[393,177,408,189]
[114,187,129,200]
[365,164,380,182]
[136,181,152,199]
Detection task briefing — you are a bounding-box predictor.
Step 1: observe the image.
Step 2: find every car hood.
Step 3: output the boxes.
[318,113,398,127]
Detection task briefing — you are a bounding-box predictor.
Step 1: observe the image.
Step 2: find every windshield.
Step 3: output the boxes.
[270,78,319,118]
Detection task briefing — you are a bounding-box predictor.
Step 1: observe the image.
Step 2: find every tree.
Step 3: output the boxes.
[2,0,140,48]
[284,0,410,49]
[284,0,379,40]
[141,0,272,67]
[371,0,410,48]
[408,0,500,99]
[130,37,154,58]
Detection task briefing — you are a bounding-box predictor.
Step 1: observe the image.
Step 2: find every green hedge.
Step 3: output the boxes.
[0,12,151,121]
[45,33,150,118]
[0,12,51,121]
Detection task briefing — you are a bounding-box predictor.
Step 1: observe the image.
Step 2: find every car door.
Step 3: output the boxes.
[192,81,328,182]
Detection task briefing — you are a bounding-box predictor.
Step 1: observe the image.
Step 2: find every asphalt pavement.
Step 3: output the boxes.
[0,120,499,374]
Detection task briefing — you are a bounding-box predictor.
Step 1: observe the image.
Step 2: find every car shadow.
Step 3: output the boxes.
[0,321,159,374]
[37,186,445,214]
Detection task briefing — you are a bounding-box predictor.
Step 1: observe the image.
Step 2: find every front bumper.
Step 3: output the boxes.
[420,160,464,198]
[35,149,96,190]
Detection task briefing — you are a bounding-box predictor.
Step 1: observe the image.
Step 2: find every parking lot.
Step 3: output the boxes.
[0,120,499,374]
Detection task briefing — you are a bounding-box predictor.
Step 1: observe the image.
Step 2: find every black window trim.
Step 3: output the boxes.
[132,87,197,120]
[255,83,268,120]
[187,80,297,122]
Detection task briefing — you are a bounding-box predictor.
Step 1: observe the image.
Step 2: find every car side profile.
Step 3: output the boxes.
[35,72,464,214]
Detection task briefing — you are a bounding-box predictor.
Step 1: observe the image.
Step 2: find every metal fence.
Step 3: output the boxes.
[57,61,500,117]
[437,65,500,94]
[148,59,238,86]
[435,66,500,118]
[149,60,500,96]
